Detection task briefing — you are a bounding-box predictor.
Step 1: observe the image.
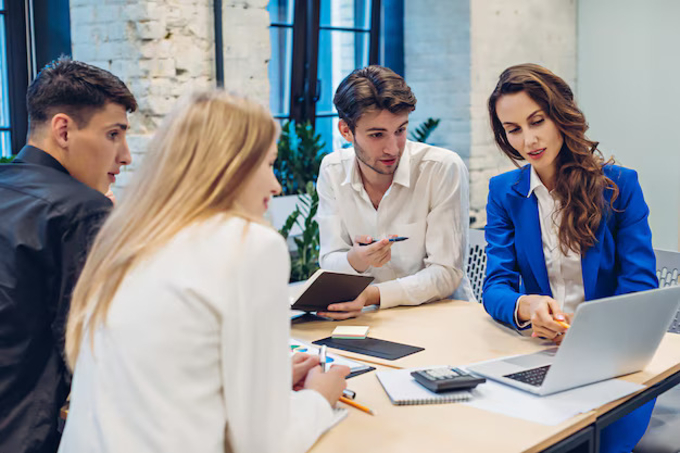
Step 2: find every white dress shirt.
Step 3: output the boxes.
[59,216,335,453]
[317,140,475,308]
[515,166,585,326]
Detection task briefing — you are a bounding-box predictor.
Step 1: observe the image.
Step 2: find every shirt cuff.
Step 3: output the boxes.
[291,389,335,431]
[514,295,532,329]
[330,252,367,275]
[375,280,404,309]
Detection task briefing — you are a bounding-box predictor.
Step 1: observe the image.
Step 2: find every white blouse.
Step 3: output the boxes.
[59,216,335,453]
[515,167,586,326]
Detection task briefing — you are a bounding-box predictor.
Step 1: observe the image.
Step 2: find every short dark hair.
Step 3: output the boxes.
[333,65,416,132]
[26,56,137,135]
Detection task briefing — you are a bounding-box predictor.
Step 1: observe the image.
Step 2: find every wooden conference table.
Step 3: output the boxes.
[292,300,680,453]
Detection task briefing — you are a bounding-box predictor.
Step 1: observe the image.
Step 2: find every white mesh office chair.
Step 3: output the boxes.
[467,228,487,303]
[634,249,680,453]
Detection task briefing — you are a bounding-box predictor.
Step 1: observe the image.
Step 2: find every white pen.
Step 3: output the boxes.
[318,345,327,373]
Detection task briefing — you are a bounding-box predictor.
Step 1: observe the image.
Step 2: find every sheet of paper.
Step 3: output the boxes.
[289,281,309,319]
[459,366,644,425]
[290,339,372,373]
[289,280,308,305]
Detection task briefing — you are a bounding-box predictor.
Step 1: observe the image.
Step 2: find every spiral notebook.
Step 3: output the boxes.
[376,367,471,405]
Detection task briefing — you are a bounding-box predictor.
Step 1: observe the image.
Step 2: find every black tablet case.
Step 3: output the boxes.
[290,272,374,312]
[313,337,424,361]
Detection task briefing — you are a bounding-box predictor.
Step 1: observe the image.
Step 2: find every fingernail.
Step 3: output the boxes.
[531,332,537,338]
[555,315,565,321]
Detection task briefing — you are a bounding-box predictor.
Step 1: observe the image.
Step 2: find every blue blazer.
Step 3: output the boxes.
[482,164,658,327]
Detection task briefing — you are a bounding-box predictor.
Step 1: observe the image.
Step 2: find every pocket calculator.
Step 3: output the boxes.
[411,367,486,393]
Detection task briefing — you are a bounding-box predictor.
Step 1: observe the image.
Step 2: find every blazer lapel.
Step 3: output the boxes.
[581,218,605,301]
[511,167,552,296]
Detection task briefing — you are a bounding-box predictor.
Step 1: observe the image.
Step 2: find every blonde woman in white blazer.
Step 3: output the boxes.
[58,91,349,453]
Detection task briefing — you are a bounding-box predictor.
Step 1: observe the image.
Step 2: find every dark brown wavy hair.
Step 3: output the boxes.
[488,63,618,254]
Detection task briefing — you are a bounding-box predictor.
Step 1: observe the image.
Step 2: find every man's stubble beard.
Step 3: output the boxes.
[353,138,400,176]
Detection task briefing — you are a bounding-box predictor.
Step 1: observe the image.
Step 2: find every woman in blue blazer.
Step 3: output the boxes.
[483,64,658,453]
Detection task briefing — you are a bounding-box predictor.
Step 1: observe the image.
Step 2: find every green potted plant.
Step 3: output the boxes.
[268,121,327,238]
[409,118,440,143]
[279,181,320,282]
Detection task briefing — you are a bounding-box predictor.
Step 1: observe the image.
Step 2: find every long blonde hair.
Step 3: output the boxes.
[65,91,277,369]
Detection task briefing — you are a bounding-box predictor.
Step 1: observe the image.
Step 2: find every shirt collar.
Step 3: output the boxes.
[14,145,70,176]
[341,141,412,190]
[341,153,361,189]
[528,165,547,198]
[391,142,411,188]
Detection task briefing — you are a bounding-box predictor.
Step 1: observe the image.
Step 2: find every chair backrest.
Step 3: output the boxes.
[467,228,487,303]
[655,248,680,333]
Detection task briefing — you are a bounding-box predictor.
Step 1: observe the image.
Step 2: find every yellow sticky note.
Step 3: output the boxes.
[332,326,369,339]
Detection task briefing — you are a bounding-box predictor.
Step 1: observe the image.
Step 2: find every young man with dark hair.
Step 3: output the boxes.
[0,57,137,453]
[316,65,474,319]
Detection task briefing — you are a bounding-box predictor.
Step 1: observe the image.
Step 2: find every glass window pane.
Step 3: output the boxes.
[268,0,295,25]
[315,116,348,155]
[268,26,293,117]
[0,15,10,128]
[0,131,10,157]
[0,14,11,157]
[316,29,369,116]
[268,0,294,118]
[320,0,371,30]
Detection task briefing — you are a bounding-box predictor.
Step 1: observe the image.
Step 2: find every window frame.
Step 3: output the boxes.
[1,0,72,156]
[1,0,29,155]
[274,0,383,126]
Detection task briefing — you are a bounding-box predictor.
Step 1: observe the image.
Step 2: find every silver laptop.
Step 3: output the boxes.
[468,286,680,395]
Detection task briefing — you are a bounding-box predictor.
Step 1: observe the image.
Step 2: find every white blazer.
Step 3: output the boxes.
[59,216,335,453]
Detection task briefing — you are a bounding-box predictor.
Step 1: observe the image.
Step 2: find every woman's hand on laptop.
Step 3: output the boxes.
[317,286,380,320]
[518,295,570,342]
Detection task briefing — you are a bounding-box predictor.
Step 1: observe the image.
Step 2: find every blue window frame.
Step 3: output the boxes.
[267,0,403,154]
[0,0,11,157]
[0,0,71,157]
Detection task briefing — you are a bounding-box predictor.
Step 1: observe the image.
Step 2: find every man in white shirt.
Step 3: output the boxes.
[316,65,474,320]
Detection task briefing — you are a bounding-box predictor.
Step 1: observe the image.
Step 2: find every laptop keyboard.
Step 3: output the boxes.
[504,365,551,387]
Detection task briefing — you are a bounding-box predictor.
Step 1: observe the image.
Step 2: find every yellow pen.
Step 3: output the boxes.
[554,319,570,330]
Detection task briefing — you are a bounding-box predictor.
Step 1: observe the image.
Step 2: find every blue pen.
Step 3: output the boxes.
[359,236,409,246]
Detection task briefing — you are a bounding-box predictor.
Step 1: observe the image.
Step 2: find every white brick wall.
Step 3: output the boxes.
[404,0,471,163]
[469,0,577,226]
[70,0,271,191]
[404,0,576,226]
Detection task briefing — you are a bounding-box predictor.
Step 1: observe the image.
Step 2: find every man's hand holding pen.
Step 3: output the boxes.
[347,234,397,273]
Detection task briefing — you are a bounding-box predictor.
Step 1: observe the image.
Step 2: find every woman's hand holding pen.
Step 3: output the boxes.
[517,295,572,343]
[304,365,350,407]
[291,353,319,391]
[347,235,395,272]
[291,352,349,406]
